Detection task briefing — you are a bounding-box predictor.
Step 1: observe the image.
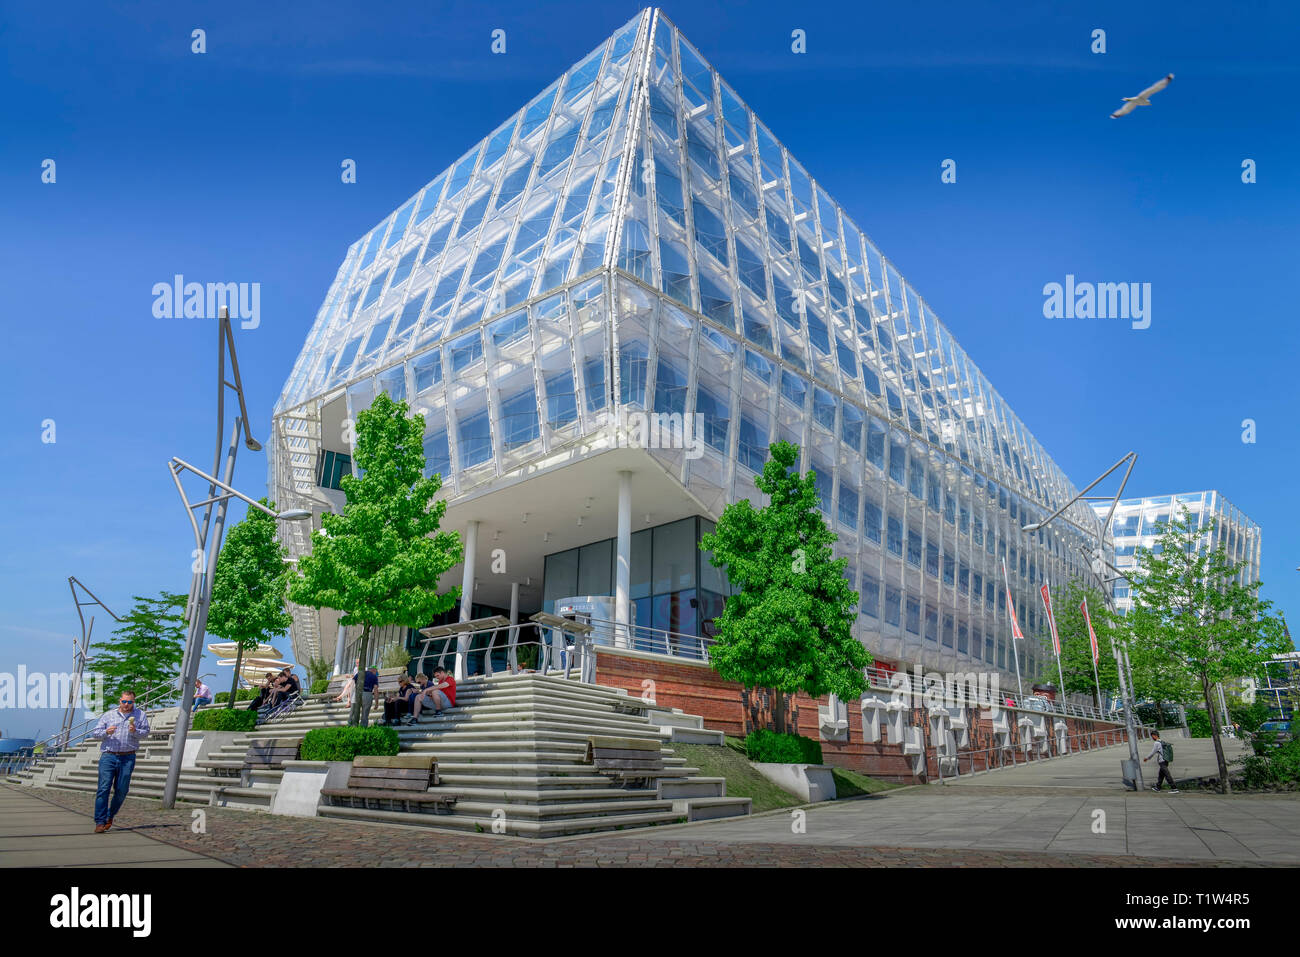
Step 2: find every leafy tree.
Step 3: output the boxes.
[700,441,871,733]
[89,592,187,710]
[1126,507,1290,792]
[207,499,294,708]
[288,392,462,725]
[1051,579,1121,703]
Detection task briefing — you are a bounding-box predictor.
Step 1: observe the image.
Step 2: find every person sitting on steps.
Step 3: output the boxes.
[407,666,456,724]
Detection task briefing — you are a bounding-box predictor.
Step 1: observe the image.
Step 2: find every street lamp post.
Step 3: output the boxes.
[159,308,311,810]
[1021,450,1144,788]
[161,451,310,809]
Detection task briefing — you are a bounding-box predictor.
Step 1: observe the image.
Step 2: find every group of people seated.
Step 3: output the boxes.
[246,668,301,712]
[378,667,456,726]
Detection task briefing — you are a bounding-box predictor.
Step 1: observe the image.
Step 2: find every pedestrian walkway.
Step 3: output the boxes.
[606,780,1300,863]
[0,786,229,868]
[9,783,1271,867]
[943,737,1248,790]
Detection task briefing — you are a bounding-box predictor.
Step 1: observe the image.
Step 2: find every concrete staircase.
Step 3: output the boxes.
[4,707,183,788]
[30,674,750,838]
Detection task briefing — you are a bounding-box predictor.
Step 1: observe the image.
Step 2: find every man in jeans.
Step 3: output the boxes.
[89,690,152,832]
[192,679,213,712]
[1143,730,1179,793]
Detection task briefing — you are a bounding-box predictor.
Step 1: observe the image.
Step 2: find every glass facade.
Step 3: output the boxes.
[542,516,728,647]
[271,9,1102,683]
[1095,491,1262,615]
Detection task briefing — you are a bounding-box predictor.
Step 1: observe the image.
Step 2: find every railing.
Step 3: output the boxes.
[2,673,214,778]
[580,617,1129,724]
[414,623,598,684]
[932,723,1154,783]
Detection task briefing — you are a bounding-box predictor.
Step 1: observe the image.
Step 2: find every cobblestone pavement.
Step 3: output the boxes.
[5,786,1281,868]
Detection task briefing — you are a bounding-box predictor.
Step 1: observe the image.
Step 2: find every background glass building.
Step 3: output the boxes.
[271,8,1105,687]
[1094,491,1263,614]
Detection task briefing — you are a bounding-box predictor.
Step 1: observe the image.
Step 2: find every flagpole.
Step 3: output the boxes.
[1044,581,1068,718]
[1001,558,1024,700]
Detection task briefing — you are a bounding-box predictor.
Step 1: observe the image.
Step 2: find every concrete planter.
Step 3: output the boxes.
[750,762,838,802]
[180,731,245,770]
[270,760,351,817]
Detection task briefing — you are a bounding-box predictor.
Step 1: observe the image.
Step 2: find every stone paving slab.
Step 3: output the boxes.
[6,784,1273,868]
[944,737,1249,788]
[604,785,1300,863]
[0,786,229,868]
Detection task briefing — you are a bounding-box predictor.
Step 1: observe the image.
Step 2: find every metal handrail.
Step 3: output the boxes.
[5,672,213,777]
[934,723,1153,783]
[578,615,1133,724]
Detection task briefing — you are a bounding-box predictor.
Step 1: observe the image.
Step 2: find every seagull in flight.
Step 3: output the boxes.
[1111,73,1174,118]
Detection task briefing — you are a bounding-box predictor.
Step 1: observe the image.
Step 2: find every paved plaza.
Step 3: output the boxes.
[4,765,1295,867]
[944,737,1248,790]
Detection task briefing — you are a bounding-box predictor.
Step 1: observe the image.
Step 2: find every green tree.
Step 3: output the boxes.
[1126,507,1290,792]
[1051,579,1121,704]
[699,441,871,733]
[89,591,187,709]
[288,392,462,725]
[207,499,294,708]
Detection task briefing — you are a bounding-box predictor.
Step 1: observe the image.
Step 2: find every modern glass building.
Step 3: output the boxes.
[1093,491,1262,614]
[270,8,1104,688]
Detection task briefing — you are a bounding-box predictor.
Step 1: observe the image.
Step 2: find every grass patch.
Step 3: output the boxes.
[831,766,902,797]
[670,742,802,813]
[673,738,901,812]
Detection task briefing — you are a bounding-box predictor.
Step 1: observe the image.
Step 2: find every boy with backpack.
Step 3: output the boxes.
[1143,731,1179,792]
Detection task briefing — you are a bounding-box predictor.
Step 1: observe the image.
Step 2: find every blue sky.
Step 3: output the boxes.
[1,1,1296,739]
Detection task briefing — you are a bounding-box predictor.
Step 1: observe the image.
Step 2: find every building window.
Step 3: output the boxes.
[499,387,540,450]
[317,450,352,490]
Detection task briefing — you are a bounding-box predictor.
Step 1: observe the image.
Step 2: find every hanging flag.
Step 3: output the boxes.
[1040,583,1060,657]
[1081,597,1099,665]
[1000,558,1024,640]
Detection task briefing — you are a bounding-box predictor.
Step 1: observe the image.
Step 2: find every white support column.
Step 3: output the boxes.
[509,581,520,671]
[615,471,632,649]
[332,622,347,676]
[457,520,479,680]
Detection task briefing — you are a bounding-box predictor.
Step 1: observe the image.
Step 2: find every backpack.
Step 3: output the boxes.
[1161,741,1173,763]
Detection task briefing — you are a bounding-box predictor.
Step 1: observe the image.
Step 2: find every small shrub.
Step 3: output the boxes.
[1185,709,1212,738]
[299,725,399,762]
[744,728,823,764]
[214,689,258,704]
[381,642,411,670]
[191,708,258,732]
[310,678,331,695]
[306,657,332,685]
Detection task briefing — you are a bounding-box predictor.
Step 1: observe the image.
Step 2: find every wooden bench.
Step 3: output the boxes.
[320,754,456,814]
[582,735,666,787]
[322,674,353,698]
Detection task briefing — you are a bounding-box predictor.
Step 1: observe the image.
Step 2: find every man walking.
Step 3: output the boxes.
[1143,730,1179,793]
[90,690,151,832]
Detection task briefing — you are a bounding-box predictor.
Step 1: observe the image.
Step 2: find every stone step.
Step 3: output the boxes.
[657,776,726,800]
[674,796,752,822]
[434,773,620,789]
[424,786,660,807]
[664,727,725,745]
[316,803,684,838]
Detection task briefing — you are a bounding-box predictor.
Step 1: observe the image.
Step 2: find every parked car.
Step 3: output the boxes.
[1256,720,1292,743]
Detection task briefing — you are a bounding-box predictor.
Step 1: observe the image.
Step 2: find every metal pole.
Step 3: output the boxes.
[1091,646,1103,713]
[162,417,242,809]
[1112,637,1143,789]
